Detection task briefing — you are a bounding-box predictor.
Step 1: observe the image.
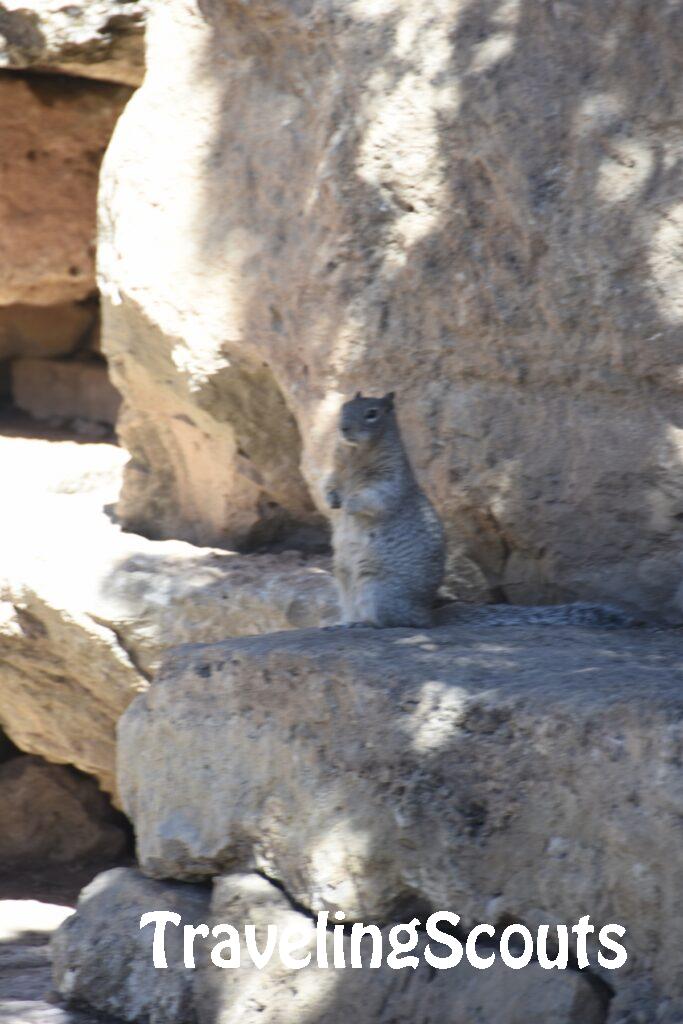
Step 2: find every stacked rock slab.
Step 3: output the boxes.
[115,613,683,1018]
[52,868,607,1024]
[98,0,683,618]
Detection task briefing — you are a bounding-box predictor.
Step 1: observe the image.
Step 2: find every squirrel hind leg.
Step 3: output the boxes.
[355,581,433,629]
[376,606,433,628]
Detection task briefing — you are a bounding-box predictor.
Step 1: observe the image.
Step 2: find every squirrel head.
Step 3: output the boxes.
[339,391,396,447]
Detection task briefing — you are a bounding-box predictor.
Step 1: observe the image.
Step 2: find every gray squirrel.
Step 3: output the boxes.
[325,391,446,627]
[325,391,639,631]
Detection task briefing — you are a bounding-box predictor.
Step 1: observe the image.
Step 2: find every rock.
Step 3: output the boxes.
[51,868,606,1024]
[98,0,683,618]
[11,359,122,426]
[119,613,683,1010]
[0,74,131,308]
[0,1,146,86]
[0,433,337,795]
[51,867,210,1024]
[198,873,607,1024]
[0,301,97,361]
[0,757,127,867]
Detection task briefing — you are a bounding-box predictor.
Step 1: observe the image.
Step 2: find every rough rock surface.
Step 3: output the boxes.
[0,301,96,361]
[0,73,131,307]
[119,613,683,1012]
[12,359,122,426]
[199,873,607,1024]
[51,868,210,1024]
[0,756,127,866]
[98,0,683,617]
[0,433,337,795]
[50,867,607,1024]
[0,1,146,85]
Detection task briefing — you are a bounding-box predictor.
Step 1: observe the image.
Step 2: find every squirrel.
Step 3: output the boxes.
[325,390,446,627]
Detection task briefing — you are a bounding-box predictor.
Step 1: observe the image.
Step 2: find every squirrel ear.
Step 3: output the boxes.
[355,391,362,399]
[384,391,395,407]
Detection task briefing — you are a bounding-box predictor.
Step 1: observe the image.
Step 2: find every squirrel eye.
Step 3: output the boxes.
[365,408,379,421]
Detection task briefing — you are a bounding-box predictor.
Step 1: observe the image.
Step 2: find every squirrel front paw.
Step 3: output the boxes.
[326,488,342,510]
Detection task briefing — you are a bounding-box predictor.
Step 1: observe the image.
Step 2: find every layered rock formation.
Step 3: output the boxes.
[98,0,683,618]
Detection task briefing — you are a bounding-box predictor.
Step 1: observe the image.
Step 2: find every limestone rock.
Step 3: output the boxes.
[0,1,146,86]
[0,73,131,307]
[51,867,210,1024]
[98,0,683,617]
[0,433,337,796]
[11,359,122,426]
[119,613,683,1009]
[0,301,96,361]
[0,756,127,867]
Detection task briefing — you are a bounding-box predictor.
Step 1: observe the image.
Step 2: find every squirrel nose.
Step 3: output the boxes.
[341,425,351,436]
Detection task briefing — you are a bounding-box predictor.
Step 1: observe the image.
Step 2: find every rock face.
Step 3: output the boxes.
[119,613,683,1012]
[0,301,97,361]
[0,1,146,85]
[12,358,122,426]
[51,867,606,1024]
[0,73,131,308]
[0,756,127,866]
[52,868,210,1024]
[0,433,337,796]
[98,0,683,617]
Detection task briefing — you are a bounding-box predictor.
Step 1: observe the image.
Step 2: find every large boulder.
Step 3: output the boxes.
[98,0,683,618]
[119,612,683,1013]
[0,1,146,85]
[0,756,127,867]
[0,433,337,796]
[51,867,606,1024]
[0,73,132,308]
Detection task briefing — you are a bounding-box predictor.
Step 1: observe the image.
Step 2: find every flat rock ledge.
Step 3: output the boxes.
[119,612,683,1017]
[52,867,607,1024]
